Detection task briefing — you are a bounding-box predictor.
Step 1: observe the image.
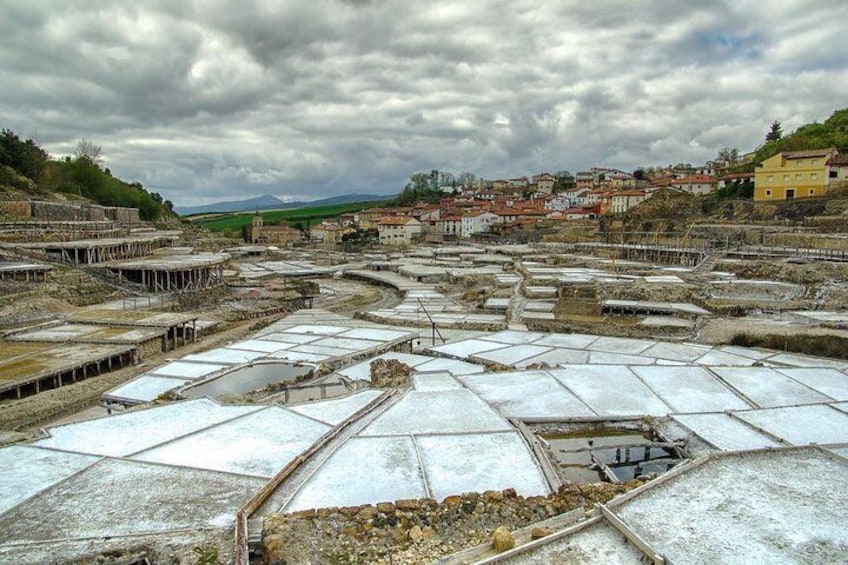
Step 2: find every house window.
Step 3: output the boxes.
[766,175,773,182]
[811,173,817,180]
[765,189,772,197]
[830,171,838,178]
[809,189,815,195]
[783,175,789,181]
[811,159,817,165]
[795,173,803,180]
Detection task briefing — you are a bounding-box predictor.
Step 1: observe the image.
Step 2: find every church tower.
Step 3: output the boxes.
[250,210,263,243]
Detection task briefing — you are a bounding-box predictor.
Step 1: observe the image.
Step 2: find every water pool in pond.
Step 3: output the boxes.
[183,363,312,398]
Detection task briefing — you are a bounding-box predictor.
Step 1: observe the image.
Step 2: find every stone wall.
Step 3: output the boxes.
[137,337,164,360]
[262,482,640,565]
[105,207,140,224]
[85,205,107,221]
[0,201,141,224]
[764,231,848,249]
[0,201,31,218]
[29,201,88,221]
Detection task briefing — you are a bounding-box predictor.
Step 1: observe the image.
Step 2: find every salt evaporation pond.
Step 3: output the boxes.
[183,362,312,398]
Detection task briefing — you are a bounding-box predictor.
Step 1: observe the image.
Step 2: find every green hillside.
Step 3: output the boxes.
[197,201,386,233]
[0,128,174,221]
[737,108,848,172]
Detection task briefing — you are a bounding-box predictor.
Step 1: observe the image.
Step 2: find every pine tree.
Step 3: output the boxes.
[766,120,783,142]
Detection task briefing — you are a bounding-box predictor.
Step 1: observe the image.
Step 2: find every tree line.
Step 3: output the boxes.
[0,129,173,221]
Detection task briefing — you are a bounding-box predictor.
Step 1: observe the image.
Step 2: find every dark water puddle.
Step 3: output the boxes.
[183,362,312,398]
[543,427,685,483]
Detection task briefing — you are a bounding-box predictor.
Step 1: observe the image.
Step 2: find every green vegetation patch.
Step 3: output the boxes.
[197,201,386,232]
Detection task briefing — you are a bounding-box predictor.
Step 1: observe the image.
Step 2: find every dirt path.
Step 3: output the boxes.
[313,278,401,314]
[0,316,282,433]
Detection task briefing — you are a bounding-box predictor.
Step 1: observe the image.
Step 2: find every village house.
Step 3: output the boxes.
[610,190,648,214]
[247,212,302,247]
[575,171,594,189]
[532,173,557,194]
[827,153,848,183]
[356,208,390,230]
[543,195,571,211]
[598,192,613,215]
[507,176,529,189]
[310,221,351,246]
[584,188,606,207]
[512,208,548,225]
[337,213,357,227]
[490,206,519,224]
[576,188,597,207]
[673,174,716,196]
[491,179,509,192]
[377,216,423,245]
[435,215,462,237]
[411,204,441,223]
[643,178,681,194]
[461,210,498,238]
[599,169,636,189]
[754,148,838,201]
[561,206,596,220]
[717,172,754,190]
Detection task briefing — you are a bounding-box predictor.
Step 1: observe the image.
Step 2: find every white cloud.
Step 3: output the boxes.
[0,0,846,206]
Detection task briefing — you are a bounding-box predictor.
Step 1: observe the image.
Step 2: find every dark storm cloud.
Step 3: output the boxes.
[0,0,845,205]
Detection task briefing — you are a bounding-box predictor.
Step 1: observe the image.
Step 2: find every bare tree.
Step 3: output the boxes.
[716,147,740,167]
[76,139,102,164]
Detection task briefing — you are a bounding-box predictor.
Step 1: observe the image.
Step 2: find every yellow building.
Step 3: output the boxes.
[754,148,838,201]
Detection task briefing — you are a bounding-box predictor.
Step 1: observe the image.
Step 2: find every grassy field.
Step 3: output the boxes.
[193,200,387,232]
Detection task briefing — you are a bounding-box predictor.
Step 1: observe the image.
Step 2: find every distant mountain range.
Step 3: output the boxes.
[175,193,388,216]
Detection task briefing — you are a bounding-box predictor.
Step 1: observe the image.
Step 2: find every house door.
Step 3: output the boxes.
[786,189,795,200]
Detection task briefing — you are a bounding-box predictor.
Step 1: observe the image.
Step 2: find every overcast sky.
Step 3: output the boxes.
[2,1,846,206]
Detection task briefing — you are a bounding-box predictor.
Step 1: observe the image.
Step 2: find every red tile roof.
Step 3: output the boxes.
[378,216,417,225]
[827,153,848,166]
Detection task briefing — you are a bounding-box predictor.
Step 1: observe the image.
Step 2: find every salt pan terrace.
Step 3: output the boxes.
[3,318,848,562]
[521,263,686,285]
[426,329,848,369]
[235,259,339,280]
[490,448,848,565]
[0,397,380,563]
[280,371,550,512]
[106,252,230,293]
[789,309,848,328]
[102,310,416,406]
[347,269,507,328]
[0,261,51,281]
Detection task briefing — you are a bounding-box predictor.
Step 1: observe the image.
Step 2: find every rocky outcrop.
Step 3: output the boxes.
[261,482,642,564]
[369,358,412,388]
